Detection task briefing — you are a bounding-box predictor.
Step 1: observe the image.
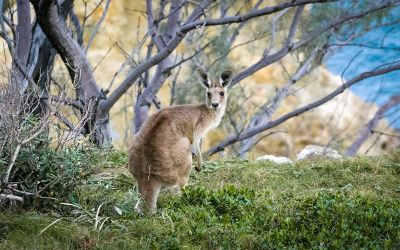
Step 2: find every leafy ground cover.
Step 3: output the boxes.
[1,151,399,249]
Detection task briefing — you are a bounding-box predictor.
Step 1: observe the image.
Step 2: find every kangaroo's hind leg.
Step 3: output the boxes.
[144,180,162,213]
[173,137,193,190]
[179,151,192,189]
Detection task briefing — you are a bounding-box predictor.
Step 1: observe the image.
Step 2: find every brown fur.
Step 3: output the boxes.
[128,69,233,213]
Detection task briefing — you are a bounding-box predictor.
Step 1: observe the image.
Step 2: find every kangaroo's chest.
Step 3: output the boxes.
[193,109,224,144]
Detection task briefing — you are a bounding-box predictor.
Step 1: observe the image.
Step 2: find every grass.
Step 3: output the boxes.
[1,151,400,249]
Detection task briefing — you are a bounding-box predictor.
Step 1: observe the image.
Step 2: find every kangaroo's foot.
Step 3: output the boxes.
[195,162,202,171]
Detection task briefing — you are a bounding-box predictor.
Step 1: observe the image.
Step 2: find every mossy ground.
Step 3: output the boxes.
[1,151,400,249]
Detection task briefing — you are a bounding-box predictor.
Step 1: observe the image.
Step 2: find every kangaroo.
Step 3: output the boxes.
[128,68,233,213]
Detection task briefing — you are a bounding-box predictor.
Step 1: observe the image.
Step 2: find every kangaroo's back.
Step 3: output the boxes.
[128,106,200,182]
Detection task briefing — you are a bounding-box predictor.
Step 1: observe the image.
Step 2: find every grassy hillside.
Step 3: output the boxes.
[1,151,399,249]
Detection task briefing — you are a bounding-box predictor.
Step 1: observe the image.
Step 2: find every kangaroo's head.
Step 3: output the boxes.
[197,69,233,111]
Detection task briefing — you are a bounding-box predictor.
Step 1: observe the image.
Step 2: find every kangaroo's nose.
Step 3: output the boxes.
[212,103,218,108]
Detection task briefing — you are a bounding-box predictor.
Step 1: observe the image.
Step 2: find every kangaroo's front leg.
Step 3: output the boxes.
[194,139,202,172]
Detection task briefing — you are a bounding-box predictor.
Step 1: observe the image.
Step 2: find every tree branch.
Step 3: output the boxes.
[285,5,304,48]
[102,0,333,113]
[133,0,184,131]
[31,0,100,100]
[70,9,83,46]
[181,0,336,31]
[238,48,318,156]
[48,95,83,110]
[101,0,214,112]
[347,95,400,156]
[85,0,111,53]
[231,0,398,86]
[207,61,400,156]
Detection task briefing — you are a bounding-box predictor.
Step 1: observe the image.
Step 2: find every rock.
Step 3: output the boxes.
[256,155,293,164]
[297,145,342,160]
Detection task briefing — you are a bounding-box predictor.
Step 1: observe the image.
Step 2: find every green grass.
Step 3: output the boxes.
[1,151,400,249]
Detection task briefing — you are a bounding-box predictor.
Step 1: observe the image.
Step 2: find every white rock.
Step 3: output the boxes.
[256,155,293,164]
[297,145,342,160]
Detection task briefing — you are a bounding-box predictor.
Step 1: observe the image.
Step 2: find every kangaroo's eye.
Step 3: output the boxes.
[207,92,211,97]
[220,92,224,96]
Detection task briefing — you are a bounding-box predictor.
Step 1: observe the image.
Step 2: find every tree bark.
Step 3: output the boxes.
[30,0,112,146]
[27,21,53,109]
[28,0,74,115]
[13,0,32,92]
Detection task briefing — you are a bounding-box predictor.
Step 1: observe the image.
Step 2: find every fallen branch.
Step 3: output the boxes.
[0,193,24,202]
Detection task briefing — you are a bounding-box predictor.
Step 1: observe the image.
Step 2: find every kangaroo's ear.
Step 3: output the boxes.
[196,68,210,88]
[220,69,233,87]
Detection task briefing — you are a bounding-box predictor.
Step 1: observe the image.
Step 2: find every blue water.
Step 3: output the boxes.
[326,25,400,129]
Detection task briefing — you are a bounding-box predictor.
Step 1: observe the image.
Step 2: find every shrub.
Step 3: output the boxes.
[0,139,106,210]
[159,187,400,249]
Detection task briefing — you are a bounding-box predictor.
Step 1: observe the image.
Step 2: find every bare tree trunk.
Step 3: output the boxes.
[30,0,112,146]
[134,60,170,132]
[13,0,31,92]
[347,95,400,156]
[133,0,182,132]
[28,0,74,115]
[28,23,56,115]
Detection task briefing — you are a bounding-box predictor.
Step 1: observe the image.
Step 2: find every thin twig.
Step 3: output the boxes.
[85,0,111,53]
